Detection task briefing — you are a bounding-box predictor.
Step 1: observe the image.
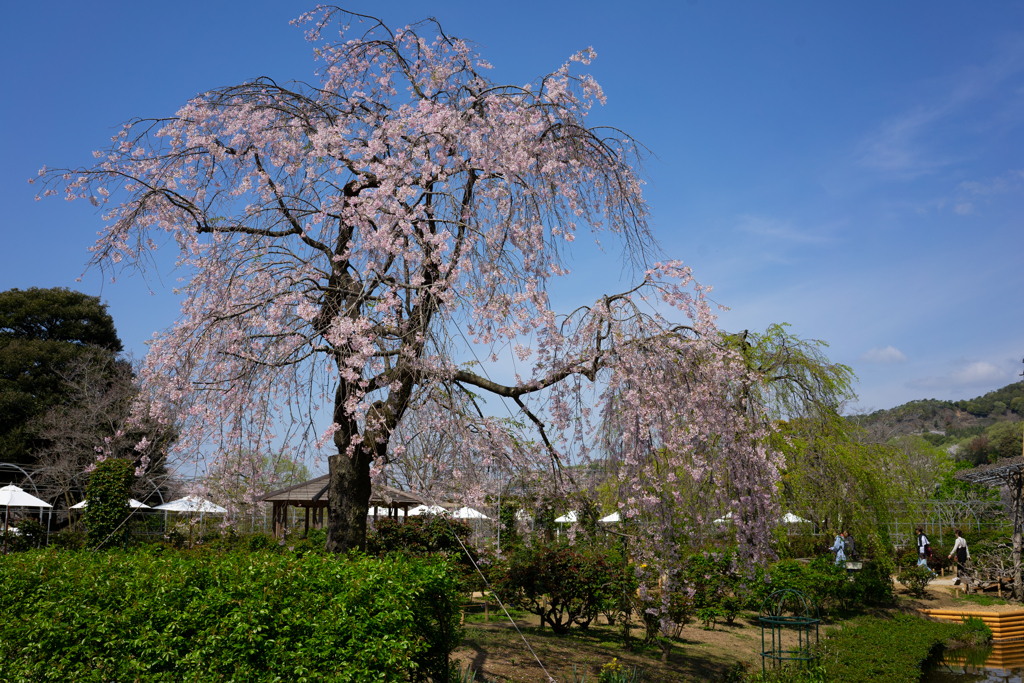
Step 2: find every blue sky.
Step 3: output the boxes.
[2,1,1022,412]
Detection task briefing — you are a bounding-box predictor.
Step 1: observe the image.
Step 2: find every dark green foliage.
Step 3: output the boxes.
[83,458,134,549]
[15,518,47,549]
[495,541,619,634]
[748,555,893,615]
[367,515,484,596]
[779,535,830,560]
[0,550,463,682]
[818,614,990,683]
[896,565,935,598]
[498,501,521,551]
[368,515,474,556]
[246,532,279,552]
[49,529,85,550]
[0,287,123,467]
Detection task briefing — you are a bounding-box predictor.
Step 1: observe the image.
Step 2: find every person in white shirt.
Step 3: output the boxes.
[916,527,934,574]
[948,529,970,580]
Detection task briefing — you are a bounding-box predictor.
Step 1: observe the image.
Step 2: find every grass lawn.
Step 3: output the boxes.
[454,610,765,682]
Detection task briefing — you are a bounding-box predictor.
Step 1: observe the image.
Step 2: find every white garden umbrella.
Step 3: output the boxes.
[451,506,489,520]
[70,498,152,509]
[407,505,448,516]
[153,496,226,513]
[153,496,226,539]
[1,485,52,553]
[599,512,621,523]
[554,511,578,523]
[367,506,407,517]
[781,512,810,524]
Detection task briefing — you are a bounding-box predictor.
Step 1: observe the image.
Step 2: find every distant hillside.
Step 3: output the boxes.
[851,381,1024,442]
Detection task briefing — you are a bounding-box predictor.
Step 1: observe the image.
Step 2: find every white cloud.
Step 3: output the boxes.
[959,169,1024,195]
[735,215,833,245]
[953,202,974,215]
[859,346,908,364]
[907,361,1009,391]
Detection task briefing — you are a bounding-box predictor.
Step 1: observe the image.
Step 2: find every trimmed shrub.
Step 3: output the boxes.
[897,565,935,598]
[0,550,463,682]
[83,457,134,549]
[495,541,619,634]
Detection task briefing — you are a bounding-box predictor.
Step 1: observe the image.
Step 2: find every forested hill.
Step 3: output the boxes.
[851,381,1024,440]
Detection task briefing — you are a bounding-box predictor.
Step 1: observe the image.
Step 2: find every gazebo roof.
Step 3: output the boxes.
[954,456,1024,487]
[256,474,427,507]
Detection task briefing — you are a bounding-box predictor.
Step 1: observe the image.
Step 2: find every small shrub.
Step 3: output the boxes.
[697,606,722,630]
[246,532,279,552]
[495,541,618,634]
[15,519,47,549]
[897,565,934,598]
[49,529,85,551]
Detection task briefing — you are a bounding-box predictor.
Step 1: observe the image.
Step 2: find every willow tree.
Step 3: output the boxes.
[36,8,781,557]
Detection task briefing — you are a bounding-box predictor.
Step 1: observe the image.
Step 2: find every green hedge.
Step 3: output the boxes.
[0,549,463,682]
[818,613,990,683]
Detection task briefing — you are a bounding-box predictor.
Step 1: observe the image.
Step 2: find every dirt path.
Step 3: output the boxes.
[452,578,1022,683]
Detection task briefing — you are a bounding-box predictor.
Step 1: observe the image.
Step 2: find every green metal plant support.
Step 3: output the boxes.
[759,589,820,676]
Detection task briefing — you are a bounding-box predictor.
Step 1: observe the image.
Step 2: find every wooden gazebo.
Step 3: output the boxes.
[257,475,428,539]
[956,455,1024,600]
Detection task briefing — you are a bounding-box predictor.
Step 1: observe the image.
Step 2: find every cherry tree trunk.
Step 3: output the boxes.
[325,449,373,553]
[1013,470,1023,602]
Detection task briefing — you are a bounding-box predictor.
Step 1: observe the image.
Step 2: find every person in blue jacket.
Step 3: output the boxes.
[830,532,846,566]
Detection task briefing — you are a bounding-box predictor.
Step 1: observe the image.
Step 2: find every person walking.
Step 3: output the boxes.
[916,527,934,574]
[843,530,857,561]
[948,529,970,582]
[830,531,847,566]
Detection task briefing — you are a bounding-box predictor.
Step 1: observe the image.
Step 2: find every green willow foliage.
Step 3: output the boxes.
[83,457,134,549]
[0,550,463,682]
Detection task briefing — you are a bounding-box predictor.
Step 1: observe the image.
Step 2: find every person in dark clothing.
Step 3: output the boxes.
[843,530,857,560]
[948,529,970,581]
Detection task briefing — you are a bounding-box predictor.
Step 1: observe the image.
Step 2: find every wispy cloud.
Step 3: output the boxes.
[860,346,908,364]
[735,215,834,245]
[907,360,1010,391]
[857,39,1024,179]
[959,169,1024,195]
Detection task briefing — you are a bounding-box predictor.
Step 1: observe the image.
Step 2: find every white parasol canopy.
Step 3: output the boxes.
[153,496,226,513]
[0,485,52,509]
[367,506,407,517]
[70,498,151,510]
[599,512,621,523]
[554,511,578,523]
[451,506,489,520]
[781,512,810,524]
[407,505,448,516]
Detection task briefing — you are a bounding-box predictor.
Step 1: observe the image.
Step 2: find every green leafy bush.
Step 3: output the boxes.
[495,541,619,634]
[48,529,85,550]
[0,549,463,682]
[819,614,990,683]
[897,565,935,598]
[368,516,480,591]
[82,457,134,549]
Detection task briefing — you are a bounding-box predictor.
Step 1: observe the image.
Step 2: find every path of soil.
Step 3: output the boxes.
[452,577,1023,683]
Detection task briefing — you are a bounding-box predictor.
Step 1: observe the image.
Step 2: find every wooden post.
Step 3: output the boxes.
[304,506,310,538]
